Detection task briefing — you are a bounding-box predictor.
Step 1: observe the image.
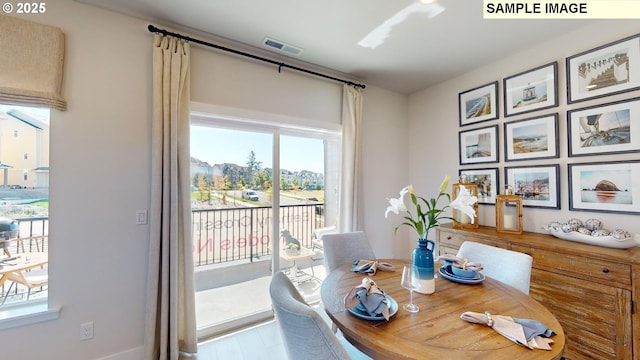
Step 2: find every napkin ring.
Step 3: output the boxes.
[484,311,493,327]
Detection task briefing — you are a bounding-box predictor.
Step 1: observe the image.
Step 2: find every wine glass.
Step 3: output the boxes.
[401,265,419,313]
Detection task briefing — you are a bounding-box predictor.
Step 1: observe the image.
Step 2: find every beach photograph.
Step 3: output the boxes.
[465,93,492,119]
[512,122,548,154]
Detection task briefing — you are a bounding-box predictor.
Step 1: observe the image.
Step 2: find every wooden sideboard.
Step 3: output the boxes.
[436,223,640,360]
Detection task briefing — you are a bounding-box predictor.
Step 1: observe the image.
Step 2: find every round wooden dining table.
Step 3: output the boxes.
[321,259,565,360]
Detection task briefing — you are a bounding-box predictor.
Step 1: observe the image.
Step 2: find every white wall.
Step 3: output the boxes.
[0,2,407,359]
[359,86,410,259]
[408,20,640,237]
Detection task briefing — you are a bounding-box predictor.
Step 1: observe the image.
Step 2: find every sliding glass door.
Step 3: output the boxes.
[191,114,339,339]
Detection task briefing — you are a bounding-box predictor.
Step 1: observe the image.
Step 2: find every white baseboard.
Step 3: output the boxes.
[95,346,143,360]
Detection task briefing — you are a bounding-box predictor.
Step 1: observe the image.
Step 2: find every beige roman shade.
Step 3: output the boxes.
[0,14,66,110]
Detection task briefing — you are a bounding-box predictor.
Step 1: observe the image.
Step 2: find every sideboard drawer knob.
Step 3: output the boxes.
[602,268,610,273]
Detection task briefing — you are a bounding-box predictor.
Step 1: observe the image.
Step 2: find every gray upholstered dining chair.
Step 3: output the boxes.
[456,241,533,295]
[321,231,375,273]
[269,271,371,360]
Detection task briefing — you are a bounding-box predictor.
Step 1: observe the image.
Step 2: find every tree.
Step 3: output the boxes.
[253,169,272,189]
[213,174,226,190]
[280,175,289,190]
[196,174,208,201]
[193,172,205,188]
[246,150,262,183]
[291,176,299,190]
[223,175,232,190]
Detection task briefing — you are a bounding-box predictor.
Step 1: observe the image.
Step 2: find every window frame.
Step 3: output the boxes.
[0,103,58,329]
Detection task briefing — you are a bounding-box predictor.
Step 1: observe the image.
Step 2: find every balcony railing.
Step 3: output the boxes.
[192,203,325,266]
[0,216,49,305]
[1,204,324,304]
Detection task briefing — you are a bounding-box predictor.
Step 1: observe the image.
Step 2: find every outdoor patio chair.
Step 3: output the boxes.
[311,224,337,253]
[1,267,48,305]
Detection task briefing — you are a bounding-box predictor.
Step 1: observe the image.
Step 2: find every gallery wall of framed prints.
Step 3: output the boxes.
[457,32,640,214]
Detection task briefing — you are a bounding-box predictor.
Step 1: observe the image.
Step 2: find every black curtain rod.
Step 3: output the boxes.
[148,25,366,89]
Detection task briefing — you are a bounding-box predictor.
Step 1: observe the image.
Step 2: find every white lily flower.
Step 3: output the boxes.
[438,175,451,193]
[385,186,409,218]
[449,187,478,224]
[385,176,469,239]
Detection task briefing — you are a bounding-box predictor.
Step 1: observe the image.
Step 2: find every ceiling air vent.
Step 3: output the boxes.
[262,37,303,56]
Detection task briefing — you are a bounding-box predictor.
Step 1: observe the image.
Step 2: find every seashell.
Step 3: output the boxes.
[584,219,602,231]
[547,221,562,231]
[566,218,583,228]
[612,229,632,240]
[577,227,592,235]
[561,223,576,233]
[591,229,611,237]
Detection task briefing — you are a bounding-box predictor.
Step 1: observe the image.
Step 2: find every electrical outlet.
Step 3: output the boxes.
[80,321,94,341]
[136,209,148,225]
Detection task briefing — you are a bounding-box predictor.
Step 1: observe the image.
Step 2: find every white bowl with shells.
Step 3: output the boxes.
[542,219,640,249]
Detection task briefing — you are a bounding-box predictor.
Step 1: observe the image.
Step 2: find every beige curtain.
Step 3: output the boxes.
[0,14,66,111]
[338,85,363,232]
[143,34,197,360]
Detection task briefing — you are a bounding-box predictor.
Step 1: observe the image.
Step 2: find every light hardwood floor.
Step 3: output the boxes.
[196,320,288,360]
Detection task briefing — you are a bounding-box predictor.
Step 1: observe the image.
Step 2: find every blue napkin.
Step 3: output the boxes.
[351,260,377,274]
[351,259,396,275]
[344,277,390,320]
[513,317,556,340]
[460,311,556,350]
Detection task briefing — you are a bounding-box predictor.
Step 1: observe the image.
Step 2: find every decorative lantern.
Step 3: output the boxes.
[496,185,523,234]
[452,175,478,229]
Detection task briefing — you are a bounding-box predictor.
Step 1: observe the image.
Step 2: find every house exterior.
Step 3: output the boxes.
[0,3,638,360]
[190,156,213,186]
[0,109,49,188]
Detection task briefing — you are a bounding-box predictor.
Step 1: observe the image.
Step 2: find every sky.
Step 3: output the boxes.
[190,125,324,173]
[513,122,546,138]
[0,105,324,173]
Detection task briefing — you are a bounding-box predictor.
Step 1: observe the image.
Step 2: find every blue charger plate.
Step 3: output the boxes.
[347,295,398,321]
[439,265,485,285]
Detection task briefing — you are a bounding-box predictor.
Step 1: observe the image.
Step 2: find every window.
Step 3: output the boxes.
[0,104,50,313]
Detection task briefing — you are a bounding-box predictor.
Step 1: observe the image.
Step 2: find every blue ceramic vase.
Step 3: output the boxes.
[412,239,435,294]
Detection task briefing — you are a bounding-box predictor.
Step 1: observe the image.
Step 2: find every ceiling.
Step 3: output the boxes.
[78,0,597,94]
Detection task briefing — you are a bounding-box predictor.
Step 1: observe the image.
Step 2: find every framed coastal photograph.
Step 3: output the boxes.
[505,164,560,209]
[568,97,640,157]
[458,81,499,126]
[458,168,499,205]
[504,113,559,161]
[567,33,640,103]
[503,62,558,117]
[568,160,640,214]
[459,125,499,165]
